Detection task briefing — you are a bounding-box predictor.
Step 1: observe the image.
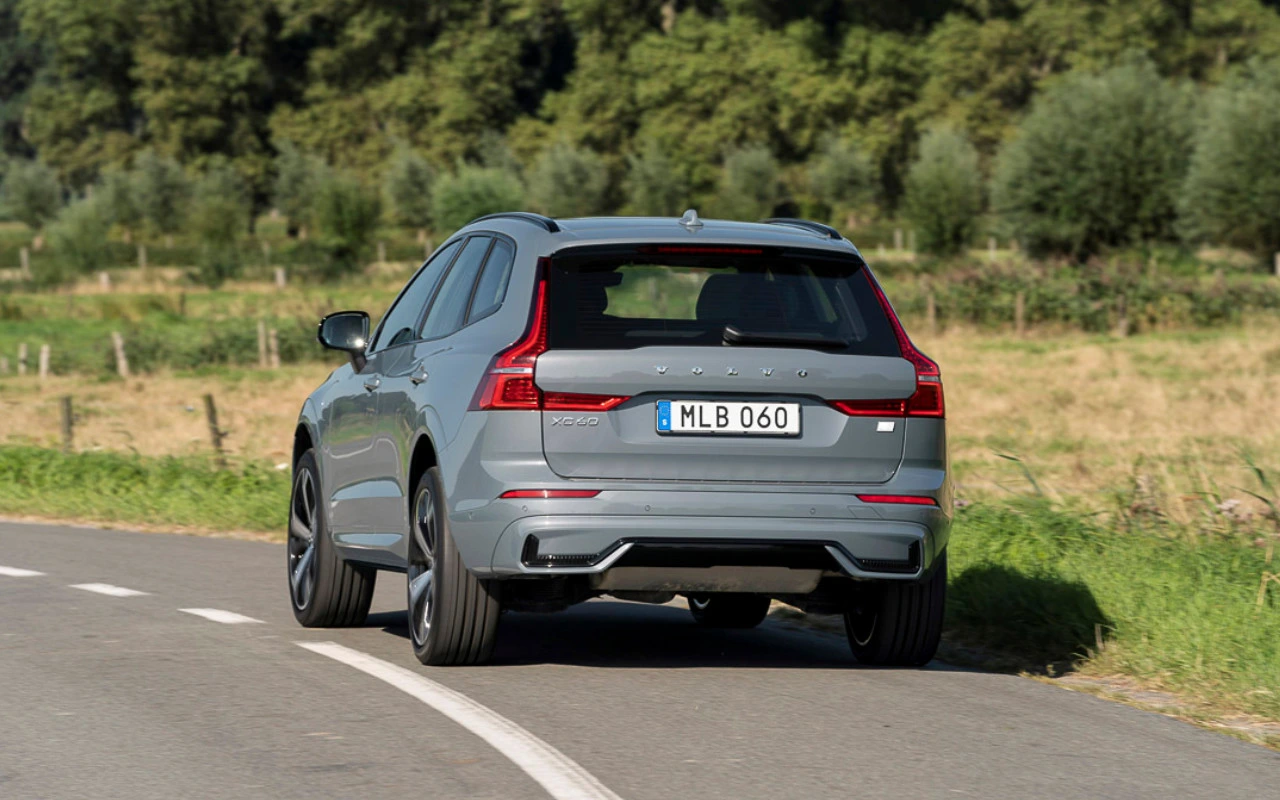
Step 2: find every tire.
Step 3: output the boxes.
[687,593,771,628]
[407,467,502,666]
[288,450,376,627]
[844,552,946,666]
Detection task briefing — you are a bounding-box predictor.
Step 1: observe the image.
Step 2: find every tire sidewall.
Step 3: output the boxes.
[410,467,448,664]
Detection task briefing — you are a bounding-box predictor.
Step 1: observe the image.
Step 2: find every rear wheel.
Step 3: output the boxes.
[408,467,502,666]
[844,552,946,666]
[687,593,771,628]
[288,450,375,627]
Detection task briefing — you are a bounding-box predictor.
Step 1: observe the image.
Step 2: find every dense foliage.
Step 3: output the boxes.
[2,1,1280,261]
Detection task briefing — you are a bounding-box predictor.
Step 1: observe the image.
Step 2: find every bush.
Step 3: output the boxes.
[527,142,609,218]
[431,164,525,233]
[272,140,328,236]
[808,137,876,221]
[312,171,382,280]
[191,161,251,287]
[991,58,1194,259]
[624,141,689,216]
[902,129,983,256]
[133,149,192,238]
[1180,60,1280,262]
[717,144,781,220]
[43,197,112,286]
[383,144,435,230]
[0,159,61,230]
[96,168,143,238]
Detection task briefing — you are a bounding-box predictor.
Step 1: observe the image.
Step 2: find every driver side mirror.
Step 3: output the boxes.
[318,311,370,370]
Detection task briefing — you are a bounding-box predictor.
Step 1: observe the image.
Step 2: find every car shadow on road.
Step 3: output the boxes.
[368,600,958,670]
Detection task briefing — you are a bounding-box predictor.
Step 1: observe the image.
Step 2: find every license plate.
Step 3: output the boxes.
[656,400,801,436]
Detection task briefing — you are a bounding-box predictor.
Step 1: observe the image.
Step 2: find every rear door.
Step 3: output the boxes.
[536,247,916,484]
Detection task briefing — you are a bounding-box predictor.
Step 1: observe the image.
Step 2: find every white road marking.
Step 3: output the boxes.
[179,608,264,624]
[71,583,149,597]
[297,641,624,800]
[0,566,44,577]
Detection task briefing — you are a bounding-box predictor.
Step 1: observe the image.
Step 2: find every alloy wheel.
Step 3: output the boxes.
[407,485,437,648]
[288,468,319,611]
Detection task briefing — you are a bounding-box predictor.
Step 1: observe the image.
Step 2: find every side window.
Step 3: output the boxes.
[369,239,461,352]
[467,239,515,322]
[420,236,491,340]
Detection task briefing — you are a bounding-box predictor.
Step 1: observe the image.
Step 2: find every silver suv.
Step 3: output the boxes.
[288,211,951,667]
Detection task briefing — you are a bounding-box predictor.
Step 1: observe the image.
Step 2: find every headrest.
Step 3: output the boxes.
[696,273,743,322]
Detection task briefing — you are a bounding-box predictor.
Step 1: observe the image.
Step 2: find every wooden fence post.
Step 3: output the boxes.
[0,356,8,374]
[61,395,74,453]
[203,393,227,469]
[1274,252,1280,278]
[377,241,387,265]
[99,271,111,292]
[424,239,433,260]
[926,292,937,337]
[988,237,997,260]
[18,343,27,376]
[138,244,147,272]
[38,344,49,380]
[893,228,904,251]
[19,246,30,278]
[1014,292,1026,337]
[268,328,281,369]
[111,332,129,378]
[417,228,427,245]
[257,320,268,368]
[274,267,286,289]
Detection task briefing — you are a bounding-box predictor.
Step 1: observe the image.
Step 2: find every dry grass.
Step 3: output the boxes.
[2,318,1278,510]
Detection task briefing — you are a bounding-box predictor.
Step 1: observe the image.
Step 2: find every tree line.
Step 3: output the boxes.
[2,0,1280,279]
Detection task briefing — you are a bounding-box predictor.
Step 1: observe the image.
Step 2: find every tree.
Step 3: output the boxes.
[624,140,688,216]
[44,196,110,286]
[132,149,191,239]
[717,144,782,220]
[1,158,60,229]
[431,163,525,233]
[272,140,327,236]
[808,136,876,223]
[1180,60,1280,260]
[191,159,250,286]
[902,128,983,256]
[96,167,142,238]
[527,142,609,218]
[312,171,382,281]
[383,144,435,231]
[991,58,1194,258]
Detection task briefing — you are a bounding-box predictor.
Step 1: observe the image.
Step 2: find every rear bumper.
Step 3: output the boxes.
[479,492,950,584]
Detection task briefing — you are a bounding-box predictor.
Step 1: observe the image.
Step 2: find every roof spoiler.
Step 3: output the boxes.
[759,218,843,240]
[468,212,561,233]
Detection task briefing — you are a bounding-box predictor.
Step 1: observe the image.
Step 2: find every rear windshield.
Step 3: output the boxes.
[546,249,902,356]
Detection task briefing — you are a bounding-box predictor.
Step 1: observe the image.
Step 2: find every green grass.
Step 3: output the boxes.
[949,499,1280,719]
[0,446,288,534]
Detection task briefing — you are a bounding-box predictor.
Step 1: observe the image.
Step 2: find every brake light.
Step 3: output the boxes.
[827,271,945,418]
[499,489,601,499]
[856,494,938,506]
[474,257,631,412]
[639,245,764,255]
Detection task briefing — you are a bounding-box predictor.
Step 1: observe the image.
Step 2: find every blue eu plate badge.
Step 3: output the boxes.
[656,400,672,432]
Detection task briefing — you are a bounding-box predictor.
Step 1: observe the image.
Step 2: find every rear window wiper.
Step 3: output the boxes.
[722,325,851,349]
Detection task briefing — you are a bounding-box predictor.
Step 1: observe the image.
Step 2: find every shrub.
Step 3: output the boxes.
[1180,60,1280,262]
[96,168,143,238]
[191,161,251,287]
[624,141,688,216]
[431,164,525,233]
[312,171,382,280]
[527,142,609,218]
[991,58,1194,259]
[383,144,435,231]
[133,149,192,238]
[717,144,781,220]
[0,159,61,230]
[272,140,328,236]
[43,197,111,286]
[902,129,983,256]
[808,137,876,221]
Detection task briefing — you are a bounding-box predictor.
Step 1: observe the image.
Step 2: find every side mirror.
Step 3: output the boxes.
[318,311,369,370]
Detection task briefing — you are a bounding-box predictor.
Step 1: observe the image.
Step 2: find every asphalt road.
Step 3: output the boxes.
[2,521,1276,799]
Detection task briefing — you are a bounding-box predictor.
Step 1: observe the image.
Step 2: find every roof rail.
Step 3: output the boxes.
[759,218,842,240]
[467,212,560,233]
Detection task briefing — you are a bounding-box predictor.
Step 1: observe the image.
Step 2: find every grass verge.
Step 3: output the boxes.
[0,446,287,535]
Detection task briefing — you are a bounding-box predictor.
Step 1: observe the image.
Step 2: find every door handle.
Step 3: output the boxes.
[409,367,429,386]
[363,377,381,392]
